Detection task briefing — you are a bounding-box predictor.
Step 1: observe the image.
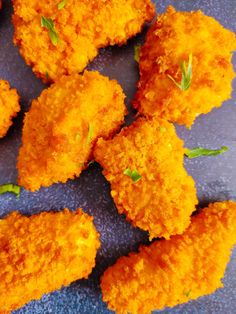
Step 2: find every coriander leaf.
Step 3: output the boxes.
[45,71,49,80]
[41,16,59,46]
[86,124,93,145]
[134,44,141,63]
[185,146,228,159]
[168,53,193,91]
[0,184,21,198]
[124,168,142,183]
[58,0,68,10]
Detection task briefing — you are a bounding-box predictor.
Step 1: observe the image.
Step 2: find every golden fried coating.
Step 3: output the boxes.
[133,6,236,127]
[0,80,20,138]
[94,117,197,239]
[17,71,126,191]
[0,208,100,313]
[101,201,236,314]
[12,0,155,82]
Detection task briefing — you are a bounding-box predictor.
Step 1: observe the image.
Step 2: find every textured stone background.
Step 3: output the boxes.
[0,0,235,313]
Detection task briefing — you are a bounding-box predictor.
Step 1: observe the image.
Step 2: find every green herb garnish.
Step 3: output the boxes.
[75,133,81,141]
[86,124,93,145]
[134,44,141,63]
[88,160,95,166]
[0,184,21,198]
[41,16,59,46]
[58,0,68,10]
[184,290,191,297]
[185,146,228,159]
[124,168,142,183]
[168,54,193,91]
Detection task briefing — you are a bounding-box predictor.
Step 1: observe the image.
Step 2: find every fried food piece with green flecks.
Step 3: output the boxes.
[0,80,20,138]
[94,117,197,239]
[0,208,100,313]
[101,201,236,314]
[133,6,236,127]
[12,0,155,82]
[17,71,126,191]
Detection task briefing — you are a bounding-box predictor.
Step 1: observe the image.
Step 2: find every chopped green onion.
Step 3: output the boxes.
[41,16,59,46]
[0,184,21,198]
[86,124,93,145]
[58,0,68,10]
[88,160,95,166]
[168,54,193,91]
[134,44,141,63]
[124,168,142,183]
[184,290,191,297]
[75,133,81,141]
[185,146,228,159]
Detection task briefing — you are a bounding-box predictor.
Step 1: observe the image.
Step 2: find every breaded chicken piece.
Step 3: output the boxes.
[0,208,100,313]
[133,6,236,127]
[12,0,155,82]
[0,80,20,138]
[101,201,236,314]
[17,71,126,191]
[94,117,197,239]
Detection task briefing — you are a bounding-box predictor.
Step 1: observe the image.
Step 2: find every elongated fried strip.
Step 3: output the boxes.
[101,201,236,314]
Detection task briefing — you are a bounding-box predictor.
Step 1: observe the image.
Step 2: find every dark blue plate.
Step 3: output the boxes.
[0,0,236,313]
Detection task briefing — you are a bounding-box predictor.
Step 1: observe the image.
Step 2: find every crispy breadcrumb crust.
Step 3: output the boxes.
[0,80,20,138]
[17,71,126,191]
[133,6,236,127]
[0,208,100,313]
[12,0,155,82]
[101,201,236,314]
[94,117,197,239]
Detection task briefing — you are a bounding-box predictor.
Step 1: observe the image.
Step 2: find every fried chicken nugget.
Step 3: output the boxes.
[12,0,155,82]
[133,6,236,127]
[94,117,197,239]
[17,71,126,191]
[101,201,236,314]
[0,208,100,313]
[0,80,20,138]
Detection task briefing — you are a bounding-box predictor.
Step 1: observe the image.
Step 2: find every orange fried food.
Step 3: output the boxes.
[0,208,100,313]
[12,0,155,82]
[0,80,20,138]
[133,6,236,127]
[101,201,236,314]
[17,71,126,191]
[94,117,197,239]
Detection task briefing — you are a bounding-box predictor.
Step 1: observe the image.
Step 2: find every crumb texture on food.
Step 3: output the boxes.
[0,208,100,312]
[0,80,20,138]
[17,71,126,191]
[101,201,236,314]
[134,6,236,127]
[12,0,155,81]
[94,117,197,239]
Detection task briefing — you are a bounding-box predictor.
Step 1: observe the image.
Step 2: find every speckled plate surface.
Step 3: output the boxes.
[0,0,236,313]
